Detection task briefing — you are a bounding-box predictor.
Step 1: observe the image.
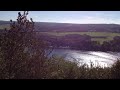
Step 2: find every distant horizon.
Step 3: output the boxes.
[1,11,120,24]
[0,20,120,25]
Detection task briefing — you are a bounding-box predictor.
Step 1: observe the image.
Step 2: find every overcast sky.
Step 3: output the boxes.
[0,11,120,24]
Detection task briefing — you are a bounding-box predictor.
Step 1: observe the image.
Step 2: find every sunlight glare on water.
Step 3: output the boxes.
[52,49,120,68]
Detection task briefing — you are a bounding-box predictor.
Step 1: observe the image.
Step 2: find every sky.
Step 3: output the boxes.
[0,11,120,24]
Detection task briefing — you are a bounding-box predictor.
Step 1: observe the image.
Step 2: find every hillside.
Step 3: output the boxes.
[0,21,120,32]
[35,22,120,32]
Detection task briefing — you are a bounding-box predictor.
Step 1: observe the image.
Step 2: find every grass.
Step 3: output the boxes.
[91,38,113,44]
[0,24,120,44]
[1,24,120,43]
[38,31,120,44]
[0,24,10,30]
[38,31,120,37]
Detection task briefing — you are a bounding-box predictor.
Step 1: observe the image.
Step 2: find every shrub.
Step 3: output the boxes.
[111,60,120,79]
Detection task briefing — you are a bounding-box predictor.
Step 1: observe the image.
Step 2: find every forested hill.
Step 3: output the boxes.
[35,22,120,32]
[0,21,120,32]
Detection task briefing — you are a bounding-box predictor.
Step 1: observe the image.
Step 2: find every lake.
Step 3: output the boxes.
[49,48,120,67]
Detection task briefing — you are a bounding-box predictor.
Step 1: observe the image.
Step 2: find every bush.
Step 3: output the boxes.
[111,60,120,79]
[43,55,80,79]
[0,11,48,79]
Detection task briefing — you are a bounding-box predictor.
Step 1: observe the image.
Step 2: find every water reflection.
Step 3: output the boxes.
[50,49,120,67]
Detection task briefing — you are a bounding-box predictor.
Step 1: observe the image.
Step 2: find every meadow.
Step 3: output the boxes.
[0,24,10,30]
[1,23,120,44]
[38,31,120,44]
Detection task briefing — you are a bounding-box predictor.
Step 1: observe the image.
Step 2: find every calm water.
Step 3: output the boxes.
[49,48,120,67]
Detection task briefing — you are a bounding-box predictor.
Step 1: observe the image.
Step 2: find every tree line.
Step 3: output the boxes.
[41,34,120,52]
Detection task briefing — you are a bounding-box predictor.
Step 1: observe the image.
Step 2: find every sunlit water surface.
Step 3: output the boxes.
[49,49,120,67]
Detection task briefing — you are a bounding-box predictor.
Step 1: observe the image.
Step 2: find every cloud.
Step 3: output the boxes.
[70,16,120,24]
[28,11,120,24]
[56,16,109,24]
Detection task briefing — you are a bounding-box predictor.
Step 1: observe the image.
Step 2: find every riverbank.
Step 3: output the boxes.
[46,56,120,79]
[38,56,120,79]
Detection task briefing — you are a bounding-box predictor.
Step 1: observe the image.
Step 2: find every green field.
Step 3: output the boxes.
[38,32,120,44]
[0,24,10,30]
[1,23,120,44]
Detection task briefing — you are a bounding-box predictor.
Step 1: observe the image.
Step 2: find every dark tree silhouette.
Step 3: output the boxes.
[0,11,48,79]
